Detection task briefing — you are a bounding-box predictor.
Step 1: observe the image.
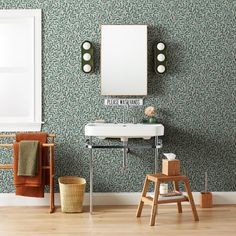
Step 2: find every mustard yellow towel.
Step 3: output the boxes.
[17,141,39,176]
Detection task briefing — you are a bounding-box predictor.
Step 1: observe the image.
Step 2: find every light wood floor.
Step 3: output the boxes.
[0,205,235,236]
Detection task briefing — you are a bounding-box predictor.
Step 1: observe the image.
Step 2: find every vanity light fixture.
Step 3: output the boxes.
[157,65,165,73]
[154,42,167,74]
[157,42,165,51]
[81,41,94,73]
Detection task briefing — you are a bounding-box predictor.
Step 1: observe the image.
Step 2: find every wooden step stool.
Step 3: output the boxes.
[136,173,199,226]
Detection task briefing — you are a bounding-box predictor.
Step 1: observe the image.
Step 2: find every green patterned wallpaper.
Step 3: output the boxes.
[0,0,235,193]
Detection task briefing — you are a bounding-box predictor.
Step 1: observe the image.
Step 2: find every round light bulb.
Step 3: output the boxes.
[83,53,91,61]
[157,42,165,51]
[157,65,165,73]
[82,42,91,50]
[157,54,165,62]
[83,64,92,73]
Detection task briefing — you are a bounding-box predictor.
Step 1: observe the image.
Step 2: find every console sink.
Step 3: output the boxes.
[85,123,164,141]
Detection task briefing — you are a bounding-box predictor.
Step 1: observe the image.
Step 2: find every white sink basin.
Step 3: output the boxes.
[85,123,164,141]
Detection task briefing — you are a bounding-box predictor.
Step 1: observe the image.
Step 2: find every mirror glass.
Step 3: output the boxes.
[101,25,147,96]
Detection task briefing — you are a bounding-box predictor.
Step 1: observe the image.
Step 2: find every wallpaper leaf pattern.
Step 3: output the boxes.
[0,0,235,193]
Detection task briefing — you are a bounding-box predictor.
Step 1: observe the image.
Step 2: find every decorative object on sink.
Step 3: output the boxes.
[200,171,213,208]
[144,106,158,124]
[162,153,180,176]
[81,41,94,73]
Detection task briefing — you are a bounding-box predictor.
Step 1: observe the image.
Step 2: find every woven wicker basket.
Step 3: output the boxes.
[59,176,86,213]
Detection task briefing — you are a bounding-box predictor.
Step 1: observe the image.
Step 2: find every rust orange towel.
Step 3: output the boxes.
[16,132,50,185]
[14,133,48,198]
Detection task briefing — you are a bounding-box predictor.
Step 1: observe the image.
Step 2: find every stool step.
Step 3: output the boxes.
[158,195,189,204]
[142,195,189,205]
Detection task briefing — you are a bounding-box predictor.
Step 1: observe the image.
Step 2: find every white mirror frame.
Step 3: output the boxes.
[101,25,147,96]
[0,9,42,131]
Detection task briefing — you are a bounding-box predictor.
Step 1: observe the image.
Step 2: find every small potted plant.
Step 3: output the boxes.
[200,171,213,208]
[144,106,158,124]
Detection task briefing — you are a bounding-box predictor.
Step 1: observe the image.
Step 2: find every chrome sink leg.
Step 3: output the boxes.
[154,136,158,173]
[89,136,93,214]
[123,140,128,169]
[154,137,163,173]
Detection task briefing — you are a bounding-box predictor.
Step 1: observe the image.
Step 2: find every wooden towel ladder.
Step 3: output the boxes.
[0,134,56,213]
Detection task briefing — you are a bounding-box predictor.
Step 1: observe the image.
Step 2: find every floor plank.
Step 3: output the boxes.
[0,205,235,236]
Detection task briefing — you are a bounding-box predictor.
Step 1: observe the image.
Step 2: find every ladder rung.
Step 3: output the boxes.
[0,164,51,169]
[0,164,13,169]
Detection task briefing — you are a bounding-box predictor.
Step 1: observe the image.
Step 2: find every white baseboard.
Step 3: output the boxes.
[0,192,235,206]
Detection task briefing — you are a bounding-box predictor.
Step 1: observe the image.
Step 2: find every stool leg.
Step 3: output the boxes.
[183,178,199,221]
[150,180,160,226]
[136,176,150,217]
[173,181,182,213]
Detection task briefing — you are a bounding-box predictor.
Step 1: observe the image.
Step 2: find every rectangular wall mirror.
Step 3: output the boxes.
[101,25,147,96]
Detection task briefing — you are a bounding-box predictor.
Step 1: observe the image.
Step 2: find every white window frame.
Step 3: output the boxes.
[0,9,42,131]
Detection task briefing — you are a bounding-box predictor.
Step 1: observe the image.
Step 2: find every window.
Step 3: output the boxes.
[0,9,42,131]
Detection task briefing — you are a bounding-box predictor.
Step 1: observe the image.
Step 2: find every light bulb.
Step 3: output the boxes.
[83,64,92,73]
[83,53,91,61]
[157,65,165,73]
[157,42,165,51]
[157,54,165,62]
[82,42,91,50]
